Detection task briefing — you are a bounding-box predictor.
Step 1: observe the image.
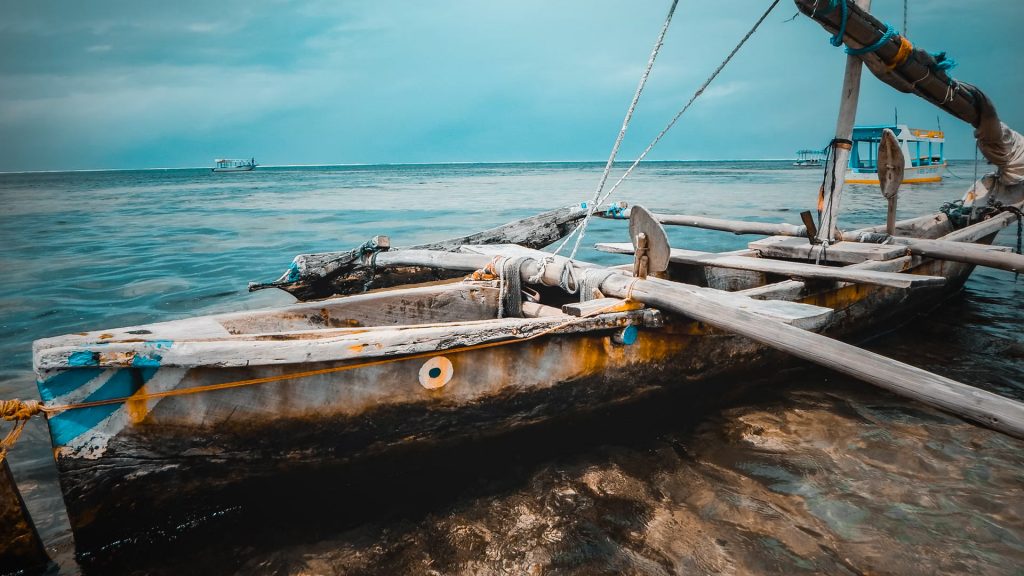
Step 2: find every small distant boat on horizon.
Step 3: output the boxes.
[846,124,946,184]
[793,148,826,167]
[212,157,257,172]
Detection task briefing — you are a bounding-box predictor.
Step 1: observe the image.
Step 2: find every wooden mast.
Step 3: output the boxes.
[817,0,871,243]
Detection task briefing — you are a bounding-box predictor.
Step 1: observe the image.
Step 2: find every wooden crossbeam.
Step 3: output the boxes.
[595,243,946,289]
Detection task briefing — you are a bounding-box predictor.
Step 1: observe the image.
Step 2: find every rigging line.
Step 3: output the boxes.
[903,0,908,39]
[592,0,782,212]
[554,0,679,261]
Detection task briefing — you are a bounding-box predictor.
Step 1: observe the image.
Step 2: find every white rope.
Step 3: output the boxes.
[595,0,781,210]
[557,0,781,261]
[551,0,679,261]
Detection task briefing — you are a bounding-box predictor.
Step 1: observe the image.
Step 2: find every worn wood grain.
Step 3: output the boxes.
[749,235,908,264]
[253,205,587,301]
[595,243,945,289]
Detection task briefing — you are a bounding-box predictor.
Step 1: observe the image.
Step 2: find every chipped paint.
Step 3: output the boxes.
[68,351,99,367]
[131,353,162,368]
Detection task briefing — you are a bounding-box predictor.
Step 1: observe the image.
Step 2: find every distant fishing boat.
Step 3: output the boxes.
[793,148,826,167]
[846,125,945,184]
[212,157,257,172]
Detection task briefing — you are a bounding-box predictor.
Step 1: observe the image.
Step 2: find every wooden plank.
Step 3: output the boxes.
[901,238,1024,273]
[562,298,644,317]
[595,243,946,289]
[598,210,809,237]
[35,307,661,371]
[749,235,908,264]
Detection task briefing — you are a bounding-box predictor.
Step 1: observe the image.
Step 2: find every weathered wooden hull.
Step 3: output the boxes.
[31,209,1002,553]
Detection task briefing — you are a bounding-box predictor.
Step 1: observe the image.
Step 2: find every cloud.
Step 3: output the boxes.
[0,0,1020,170]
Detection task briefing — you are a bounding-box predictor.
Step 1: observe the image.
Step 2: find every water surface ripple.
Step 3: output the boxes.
[0,162,1020,574]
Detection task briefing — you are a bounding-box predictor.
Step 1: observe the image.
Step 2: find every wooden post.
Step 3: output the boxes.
[817,0,872,243]
[0,459,49,575]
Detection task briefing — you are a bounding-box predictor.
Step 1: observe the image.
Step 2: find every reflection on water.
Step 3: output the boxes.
[0,162,1021,574]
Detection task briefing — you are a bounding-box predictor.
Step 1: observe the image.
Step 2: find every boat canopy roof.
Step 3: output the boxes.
[852,124,944,143]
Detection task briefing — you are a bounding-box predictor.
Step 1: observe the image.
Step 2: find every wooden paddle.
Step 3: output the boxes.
[878,128,905,235]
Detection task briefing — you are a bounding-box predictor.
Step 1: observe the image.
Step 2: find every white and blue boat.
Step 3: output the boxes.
[212,157,257,172]
[846,124,946,184]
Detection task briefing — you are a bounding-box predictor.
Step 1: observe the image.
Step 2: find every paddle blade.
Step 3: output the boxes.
[628,205,670,273]
[878,128,905,200]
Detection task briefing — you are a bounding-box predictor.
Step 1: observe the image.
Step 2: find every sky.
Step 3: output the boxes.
[0,0,1021,172]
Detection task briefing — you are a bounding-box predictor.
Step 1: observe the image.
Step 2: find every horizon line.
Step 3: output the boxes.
[0,158,984,175]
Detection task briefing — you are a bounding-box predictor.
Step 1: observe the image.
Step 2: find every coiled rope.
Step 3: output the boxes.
[1,399,47,462]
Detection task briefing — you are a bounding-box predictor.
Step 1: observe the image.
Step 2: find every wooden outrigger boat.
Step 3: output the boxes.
[4,0,1024,568]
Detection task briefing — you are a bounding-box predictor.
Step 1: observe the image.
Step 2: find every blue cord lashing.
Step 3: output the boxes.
[845,23,898,55]
[813,0,848,47]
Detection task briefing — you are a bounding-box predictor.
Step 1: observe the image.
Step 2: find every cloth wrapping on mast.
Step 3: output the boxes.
[961,79,1024,207]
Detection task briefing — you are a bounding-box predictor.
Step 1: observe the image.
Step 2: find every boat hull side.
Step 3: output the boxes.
[53,325,765,550]
[48,243,982,552]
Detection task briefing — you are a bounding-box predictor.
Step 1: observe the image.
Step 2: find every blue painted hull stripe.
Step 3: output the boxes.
[48,368,158,448]
[37,368,105,402]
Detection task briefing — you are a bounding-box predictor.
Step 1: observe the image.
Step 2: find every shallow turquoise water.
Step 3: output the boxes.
[1,161,1021,574]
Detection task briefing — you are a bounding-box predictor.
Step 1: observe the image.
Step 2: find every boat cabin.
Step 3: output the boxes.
[847,124,945,184]
[793,148,825,167]
[212,158,257,172]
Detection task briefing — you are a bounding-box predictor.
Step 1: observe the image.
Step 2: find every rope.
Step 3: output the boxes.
[559,263,579,296]
[28,299,632,419]
[930,51,958,72]
[553,0,779,262]
[903,0,908,38]
[845,23,897,56]
[579,269,615,302]
[357,239,389,293]
[830,0,848,47]
[886,36,914,71]
[817,137,851,241]
[498,256,531,318]
[1,399,45,462]
[560,0,679,262]
[590,0,781,214]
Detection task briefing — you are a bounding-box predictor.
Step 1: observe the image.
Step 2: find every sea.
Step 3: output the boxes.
[1,161,1021,575]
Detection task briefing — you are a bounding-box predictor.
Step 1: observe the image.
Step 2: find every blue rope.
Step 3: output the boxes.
[811,1,847,47]
[845,23,898,55]
[931,51,958,71]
